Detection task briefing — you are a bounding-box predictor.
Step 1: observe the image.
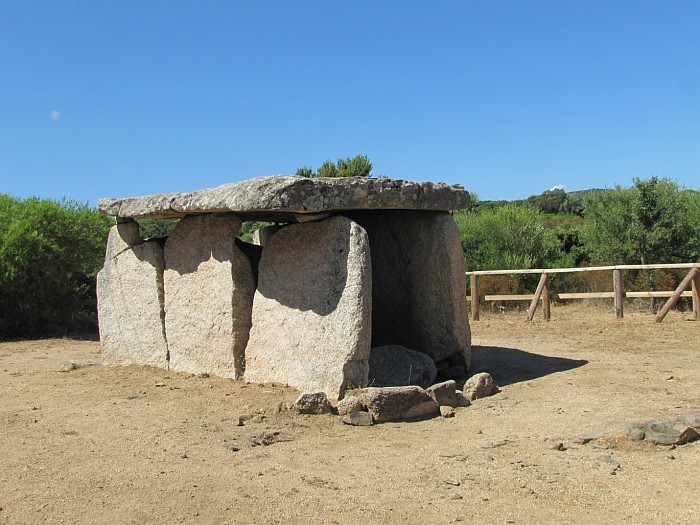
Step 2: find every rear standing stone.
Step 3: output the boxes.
[164,214,255,378]
[244,215,372,400]
[97,221,168,368]
[348,210,471,364]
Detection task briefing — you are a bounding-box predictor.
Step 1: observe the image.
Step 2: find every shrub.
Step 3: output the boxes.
[0,195,112,338]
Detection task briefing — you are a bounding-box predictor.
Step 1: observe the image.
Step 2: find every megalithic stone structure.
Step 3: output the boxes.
[97,175,471,399]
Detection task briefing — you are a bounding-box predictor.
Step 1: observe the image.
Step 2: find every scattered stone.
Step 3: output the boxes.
[454,390,472,407]
[245,216,372,400]
[336,395,364,416]
[58,360,99,372]
[481,439,510,449]
[552,442,566,451]
[627,420,700,445]
[426,380,458,407]
[250,415,266,424]
[250,431,294,447]
[357,386,440,423]
[164,214,255,379]
[368,345,437,389]
[573,429,608,445]
[677,413,700,428]
[440,406,456,418]
[463,372,495,400]
[272,402,285,415]
[341,411,374,426]
[442,479,461,486]
[294,392,333,415]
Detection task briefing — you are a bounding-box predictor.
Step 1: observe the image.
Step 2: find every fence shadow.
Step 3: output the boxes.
[470,345,588,387]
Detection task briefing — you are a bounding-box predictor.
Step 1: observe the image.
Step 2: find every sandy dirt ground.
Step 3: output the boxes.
[1,304,699,525]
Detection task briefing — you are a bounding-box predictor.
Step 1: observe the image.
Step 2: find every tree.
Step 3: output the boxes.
[0,195,113,337]
[453,204,569,271]
[581,177,700,265]
[295,154,373,178]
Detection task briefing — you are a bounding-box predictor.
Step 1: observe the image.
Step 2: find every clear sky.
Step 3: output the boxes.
[2,1,699,206]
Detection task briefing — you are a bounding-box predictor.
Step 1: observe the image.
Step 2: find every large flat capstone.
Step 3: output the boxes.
[244,215,372,399]
[98,175,470,221]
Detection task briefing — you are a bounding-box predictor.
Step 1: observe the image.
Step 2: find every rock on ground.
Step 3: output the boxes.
[97,221,169,368]
[357,386,440,423]
[347,210,471,364]
[463,372,495,400]
[426,380,458,407]
[627,420,700,445]
[293,392,333,415]
[244,216,372,400]
[164,214,255,379]
[368,345,437,389]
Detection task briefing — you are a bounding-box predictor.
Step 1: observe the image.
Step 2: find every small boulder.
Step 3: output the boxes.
[454,390,472,407]
[342,411,374,426]
[337,394,364,416]
[294,392,333,415]
[426,380,457,408]
[440,406,456,418]
[357,386,439,423]
[463,372,495,400]
[368,345,437,389]
[627,419,700,445]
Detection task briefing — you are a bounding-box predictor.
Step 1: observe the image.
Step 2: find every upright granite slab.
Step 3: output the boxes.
[244,215,372,399]
[97,221,168,368]
[97,175,472,397]
[164,214,255,378]
[348,210,471,364]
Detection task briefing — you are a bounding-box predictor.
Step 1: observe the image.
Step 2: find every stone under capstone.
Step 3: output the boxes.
[97,175,471,398]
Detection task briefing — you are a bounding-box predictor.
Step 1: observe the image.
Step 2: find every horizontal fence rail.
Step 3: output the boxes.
[466,263,700,323]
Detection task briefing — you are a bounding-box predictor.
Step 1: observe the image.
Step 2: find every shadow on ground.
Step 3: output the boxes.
[470,346,588,387]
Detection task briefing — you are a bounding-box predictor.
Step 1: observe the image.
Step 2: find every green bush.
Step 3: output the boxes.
[0,195,113,338]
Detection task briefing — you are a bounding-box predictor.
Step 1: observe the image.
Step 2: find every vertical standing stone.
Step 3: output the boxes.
[164,214,254,378]
[97,221,169,368]
[244,215,372,399]
[348,210,471,365]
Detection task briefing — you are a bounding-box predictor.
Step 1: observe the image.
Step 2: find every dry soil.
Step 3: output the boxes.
[1,304,699,524]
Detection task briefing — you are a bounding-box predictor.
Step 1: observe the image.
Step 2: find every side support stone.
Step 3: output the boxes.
[164,214,255,378]
[244,216,372,400]
[97,221,169,368]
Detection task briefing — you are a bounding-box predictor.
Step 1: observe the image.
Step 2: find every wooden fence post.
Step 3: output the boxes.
[542,273,551,320]
[655,267,700,322]
[692,270,699,321]
[526,272,548,321]
[470,274,480,321]
[613,269,624,319]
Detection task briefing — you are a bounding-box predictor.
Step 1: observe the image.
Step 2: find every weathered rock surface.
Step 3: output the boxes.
[342,411,374,426]
[368,345,437,389]
[426,380,458,408]
[337,394,364,416]
[164,214,255,379]
[293,392,333,415]
[99,176,470,221]
[357,386,440,423]
[244,216,372,399]
[627,420,700,445]
[348,210,471,364]
[463,372,496,400]
[97,222,169,368]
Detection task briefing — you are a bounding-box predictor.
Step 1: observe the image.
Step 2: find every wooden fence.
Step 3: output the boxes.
[466,263,700,323]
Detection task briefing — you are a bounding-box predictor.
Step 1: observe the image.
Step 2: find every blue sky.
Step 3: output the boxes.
[2,1,699,206]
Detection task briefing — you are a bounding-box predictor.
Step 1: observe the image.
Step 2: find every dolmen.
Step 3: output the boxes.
[97,175,471,400]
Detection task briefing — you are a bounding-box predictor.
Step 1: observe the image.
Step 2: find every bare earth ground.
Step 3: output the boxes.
[1,304,699,525]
